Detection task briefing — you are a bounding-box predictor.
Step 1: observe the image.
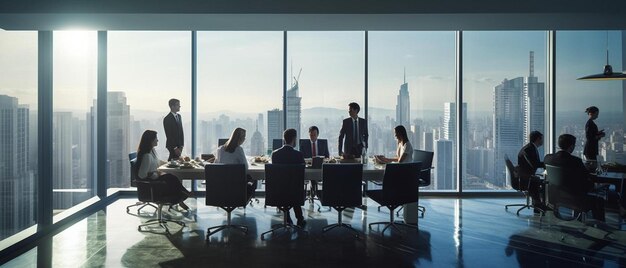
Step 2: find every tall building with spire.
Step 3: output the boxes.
[396,68,410,129]
[286,68,302,142]
[251,121,265,156]
[523,51,545,157]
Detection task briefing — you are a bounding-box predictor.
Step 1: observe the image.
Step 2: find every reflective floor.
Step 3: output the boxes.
[3,197,626,267]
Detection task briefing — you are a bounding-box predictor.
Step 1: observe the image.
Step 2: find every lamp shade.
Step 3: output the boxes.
[578,64,626,81]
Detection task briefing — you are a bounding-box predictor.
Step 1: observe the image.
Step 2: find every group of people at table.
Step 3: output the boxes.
[135,100,414,227]
[518,106,626,221]
[136,98,626,225]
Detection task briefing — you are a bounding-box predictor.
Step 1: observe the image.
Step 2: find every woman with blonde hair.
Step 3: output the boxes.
[215,127,257,199]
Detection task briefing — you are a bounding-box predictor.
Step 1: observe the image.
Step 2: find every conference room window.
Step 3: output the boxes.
[0,30,38,241]
[368,31,456,191]
[462,31,547,191]
[286,31,365,156]
[555,31,624,162]
[108,31,192,191]
[196,31,283,158]
[52,31,98,214]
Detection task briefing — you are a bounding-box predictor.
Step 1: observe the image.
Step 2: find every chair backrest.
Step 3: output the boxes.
[545,164,589,210]
[129,152,139,187]
[413,150,434,186]
[504,154,521,191]
[264,164,305,207]
[311,157,324,169]
[382,162,421,205]
[321,163,363,207]
[205,164,248,207]
[218,138,229,147]
[272,139,284,151]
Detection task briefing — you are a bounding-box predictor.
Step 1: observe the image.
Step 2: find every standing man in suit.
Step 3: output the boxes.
[163,98,184,161]
[300,126,330,159]
[517,131,546,212]
[272,128,306,227]
[544,134,605,221]
[338,102,368,158]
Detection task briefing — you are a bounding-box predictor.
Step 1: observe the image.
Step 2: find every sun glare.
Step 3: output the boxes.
[55,30,94,57]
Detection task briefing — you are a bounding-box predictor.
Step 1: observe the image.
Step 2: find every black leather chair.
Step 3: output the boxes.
[319,163,363,237]
[545,164,595,221]
[218,138,228,146]
[134,158,186,234]
[272,139,283,151]
[126,152,157,216]
[367,162,421,235]
[205,164,250,240]
[261,164,308,240]
[504,154,544,215]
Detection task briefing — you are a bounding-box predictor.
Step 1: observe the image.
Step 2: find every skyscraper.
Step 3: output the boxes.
[494,77,525,187]
[251,121,265,156]
[0,95,35,240]
[523,51,545,157]
[53,112,74,209]
[267,109,284,153]
[441,102,467,189]
[286,71,302,142]
[435,139,454,190]
[396,70,410,129]
[107,92,130,188]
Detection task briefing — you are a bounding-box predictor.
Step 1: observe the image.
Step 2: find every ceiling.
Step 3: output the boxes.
[1,0,626,30]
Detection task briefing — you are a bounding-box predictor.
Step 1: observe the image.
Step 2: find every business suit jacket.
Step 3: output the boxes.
[338,117,368,156]
[299,139,330,158]
[583,119,599,157]
[517,143,545,180]
[272,145,305,165]
[163,113,184,149]
[544,150,594,195]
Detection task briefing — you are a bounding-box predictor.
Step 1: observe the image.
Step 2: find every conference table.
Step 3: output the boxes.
[157,160,387,182]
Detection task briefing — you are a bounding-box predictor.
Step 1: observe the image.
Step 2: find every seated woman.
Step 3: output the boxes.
[137,130,191,210]
[215,127,258,199]
[375,125,414,164]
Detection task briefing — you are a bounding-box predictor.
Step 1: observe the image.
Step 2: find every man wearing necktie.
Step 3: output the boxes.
[338,102,368,158]
[517,131,546,212]
[299,126,330,159]
[163,98,185,160]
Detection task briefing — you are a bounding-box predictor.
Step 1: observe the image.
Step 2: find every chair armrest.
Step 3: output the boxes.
[372,180,383,186]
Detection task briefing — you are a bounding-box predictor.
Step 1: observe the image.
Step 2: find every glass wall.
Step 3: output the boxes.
[108,31,191,190]
[0,30,38,240]
[52,31,98,213]
[368,31,456,190]
[286,31,365,156]
[555,31,624,162]
[196,31,283,157]
[462,31,547,190]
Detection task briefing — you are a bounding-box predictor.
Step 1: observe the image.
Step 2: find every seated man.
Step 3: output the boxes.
[544,134,605,221]
[517,130,547,212]
[272,128,306,227]
[299,126,330,199]
[299,126,330,159]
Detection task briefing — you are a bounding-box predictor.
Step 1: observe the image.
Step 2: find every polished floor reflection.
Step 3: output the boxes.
[3,197,626,267]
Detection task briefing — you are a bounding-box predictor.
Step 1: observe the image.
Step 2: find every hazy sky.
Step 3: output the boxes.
[1,30,623,116]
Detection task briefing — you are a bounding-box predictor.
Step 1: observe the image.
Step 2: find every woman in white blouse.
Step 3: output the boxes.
[375,125,413,164]
[215,127,257,199]
[136,130,190,210]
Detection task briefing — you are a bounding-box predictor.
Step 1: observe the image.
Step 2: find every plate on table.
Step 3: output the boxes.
[179,163,195,169]
[166,164,179,168]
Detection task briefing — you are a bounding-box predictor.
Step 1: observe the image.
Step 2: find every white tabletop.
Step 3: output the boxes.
[157,162,386,181]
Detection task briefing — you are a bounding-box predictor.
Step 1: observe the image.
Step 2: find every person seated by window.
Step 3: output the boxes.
[272,128,307,227]
[517,130,547,212]
[136,130,191,210]
[214,127,257,200]
[300,126,330,159]
[375,125,413,164]
[544,134,605,221]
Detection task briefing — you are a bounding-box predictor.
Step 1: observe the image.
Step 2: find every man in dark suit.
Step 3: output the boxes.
[163,98,184,161]
[517,131,546,211]
[272,128,306,227]
[338,102,368,158]
[299,126,330,200]
[544,134,605,221]
[300,126,330,159]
